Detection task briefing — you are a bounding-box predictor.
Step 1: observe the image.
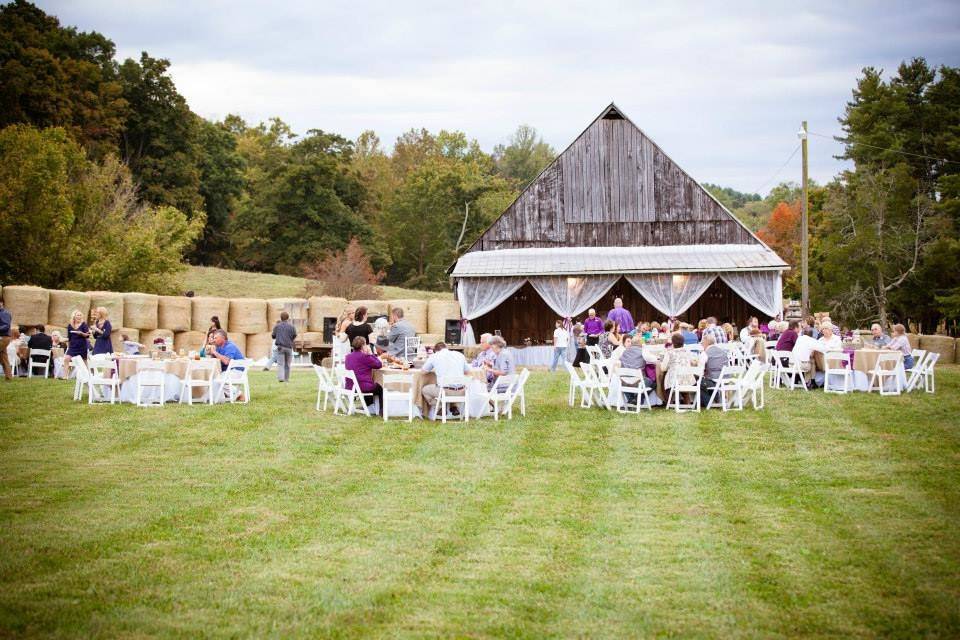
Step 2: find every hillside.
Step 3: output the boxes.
[180,266,453,301]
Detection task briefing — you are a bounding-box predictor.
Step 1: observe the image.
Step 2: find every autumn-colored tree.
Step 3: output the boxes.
[758,201,801,265]
[301,238,384,300]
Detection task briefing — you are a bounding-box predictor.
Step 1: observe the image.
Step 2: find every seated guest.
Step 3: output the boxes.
[486,336,515,390]
[121,333,144,355]
[421,341,470,416]
[739,316,759,343]
[27,325,53,375]
[699,334,727,407]
[583,309,604,346]
[721,322,736,343]
[387,307,416,358]
[50,330,65,350]
[344,336,383,414]
[613,335,655,389]
[767,320,783,342]
[776,320,800,353]
[599,320,621,358]
[804,316,821,339]
[208,329,244,372]
[662,333,696,401]
[49,330,67,378]
[607,297,635,334]
[90,307,113,355]
[680,323,699,345]
[869,323,890,347]
[885,324,914,369]
[638,322,652,341]
[471,332,497,383]
[818,324,842,352]
[792,328,823,385]
[703,317,727,344]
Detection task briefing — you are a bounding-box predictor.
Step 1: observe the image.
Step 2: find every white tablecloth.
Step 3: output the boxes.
[507,346,573,367]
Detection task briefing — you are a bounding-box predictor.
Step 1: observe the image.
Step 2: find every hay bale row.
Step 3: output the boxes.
[300,331,323,346]
[174,331,207,353]
[87,291,124,327]
[123,292,158,330]
[109,327,139,353]
[428,299,461,336]
[158,296,192,332]
[907,333,921,349]
[245,332,273,360]
[48,289,91,327]
[267,298,308,327]
[229,298,268,334]
[919,334,955,363]
[191,296,229,332]
[388,299,428,333]
[230,332,246,356]
[3,285,49,325]
[308,296,348,332]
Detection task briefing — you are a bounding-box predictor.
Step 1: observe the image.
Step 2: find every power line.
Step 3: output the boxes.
[807,130,960,166]
[752,143,801,195]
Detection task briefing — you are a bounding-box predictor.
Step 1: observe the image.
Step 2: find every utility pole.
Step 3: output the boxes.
[798,121,809,317]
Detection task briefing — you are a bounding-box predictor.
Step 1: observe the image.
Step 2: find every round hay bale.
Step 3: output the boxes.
[190,296,230,332]
[389,299,428,333]
[86,291,124,327]
[300,331,323,346]
[141,329,174,349]
[308,296,348,331]
[267,298,309,326]
[419,333,443,347]
[350,299,389,321]
[228,332,246,356]
[174,331,206,353]
[919,334,955,363]
[158,296,192,332]
[122,292,158,330]
[907,333,921,349]
[229,298,268,334]
[2,286,49,325]
[428,299,462,336]
[47,289,91,327]
[110,328,140,353]
[245,332,274,360]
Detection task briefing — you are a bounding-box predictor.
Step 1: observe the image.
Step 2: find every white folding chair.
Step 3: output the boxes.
[436,374,470,423]
[586,345,604,363]
[823,352,852,394]
[666,364,701,413]
[904,352,927,392]
[737,361,768,410]
[564,361,589,407]
[868,352,902,396]
[218,358,252,404]
[87,356,120,404]
[135,359,167,407]
[382,374,415,422]
[590,361,613,409]
[910,349,926,370]
[614,367,653,413]
[576,363,603,408]
[71,355,90,401]
[706,364,745,411]
[28,348,51,378]
[918,352,939,393]
[403,336,420,362]
[313,365,336,411]
[179,358,217,405]
[334,368,372,416]
[776,351,808,391]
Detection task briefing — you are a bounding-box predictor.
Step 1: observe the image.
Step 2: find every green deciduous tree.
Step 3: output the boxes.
[193,117,244,264]
[493,124,555,187]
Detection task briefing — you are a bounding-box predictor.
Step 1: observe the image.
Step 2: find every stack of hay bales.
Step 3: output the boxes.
[158,296,192,332]
[920,334,955,364]
[907,333,921,349]
[3,286,49,326]
[191,297,229,332]
[307,296,348,332]
[245,332,273,360]
[229,298,267,334]
[388,299,428,333]
[428,299,461,337]
[267,298,308,325]
[174,331,206,353]
[48,289,91,327]
[87,291,124,326]
[123,293,158,331]
[231,332,247,356]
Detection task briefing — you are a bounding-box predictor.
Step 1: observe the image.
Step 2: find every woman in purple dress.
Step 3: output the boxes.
[344,336,383,414]
[66,310,91,360]
[90,307,113,355]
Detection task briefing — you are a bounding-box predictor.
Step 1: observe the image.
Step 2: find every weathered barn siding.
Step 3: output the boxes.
[469,106,756,252]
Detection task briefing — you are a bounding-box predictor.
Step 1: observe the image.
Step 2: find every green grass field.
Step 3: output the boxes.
[1,367,959,638]
[180,266,452,301]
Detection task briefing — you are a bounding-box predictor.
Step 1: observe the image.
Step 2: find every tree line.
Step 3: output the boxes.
[1,1,958,331]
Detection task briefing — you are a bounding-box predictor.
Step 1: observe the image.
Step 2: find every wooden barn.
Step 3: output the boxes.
[450,103,788,345]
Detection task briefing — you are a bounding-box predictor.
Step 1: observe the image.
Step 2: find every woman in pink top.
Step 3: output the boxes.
[344,336,383,414]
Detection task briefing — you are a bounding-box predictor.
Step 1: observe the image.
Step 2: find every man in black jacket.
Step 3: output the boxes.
[27,325,53,377]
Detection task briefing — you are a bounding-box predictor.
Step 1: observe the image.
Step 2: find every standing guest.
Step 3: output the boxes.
[344,336,383,414]
[421,342,471,416]
[699,334,727,407]
[869,323,890,347]
[703,317,727,344]
[0,301,12,380]
[550,319,569,372]
[271,311,298,382]
[680,323,700,345]
[331,307,354,363]
[6,327,22,376]
[662,333,696,402]
[208,329,244,372]
[471,333,497,382]
[121,334,144,355]
[90,307,113,355]
[818,325,842,352]
[885,324,914,369]
[599,320,621,359]
[571,322,590,367]
[739,317,759,343]
[262,320,280,371]
[66,310,91,362]
[583,309,604,346]
[27,325,53,376]
[345,306,373,346]
[387,307,416,358]
[606,298,635,334]
[486,336,515,390]
[776,320,800,353]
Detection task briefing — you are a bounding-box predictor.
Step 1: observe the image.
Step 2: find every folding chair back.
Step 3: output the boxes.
[823,351,852,394]
[382,373,414,422]
[28,349,52,378]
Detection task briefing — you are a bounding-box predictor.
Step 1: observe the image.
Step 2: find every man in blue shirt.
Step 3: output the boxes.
[680,323,700,345]
[208,329,244,371]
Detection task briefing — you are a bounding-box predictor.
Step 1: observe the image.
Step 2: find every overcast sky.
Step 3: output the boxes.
[37,1,960,193]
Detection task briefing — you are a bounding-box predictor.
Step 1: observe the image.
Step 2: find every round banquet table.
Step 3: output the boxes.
[372,366,490,419]
[813,347,906,392]
[114,356,217,404]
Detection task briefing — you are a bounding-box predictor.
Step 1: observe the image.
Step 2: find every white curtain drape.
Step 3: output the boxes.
[456,277,527,320]
[625,273,716,317]
[719,271,781,318]
[529,275,619,318]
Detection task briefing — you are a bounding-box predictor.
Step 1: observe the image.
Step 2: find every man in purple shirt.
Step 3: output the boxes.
[582,309,604,346]
[606,298,635,334]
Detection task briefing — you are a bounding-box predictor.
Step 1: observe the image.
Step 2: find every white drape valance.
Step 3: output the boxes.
[529,275,619,318]
[456,277,526,320]
[625,273,716,317]
[719,271,781,318]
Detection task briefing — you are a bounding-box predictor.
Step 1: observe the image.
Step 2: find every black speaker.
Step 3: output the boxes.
[322,317,337,343]
[444,319,462,345]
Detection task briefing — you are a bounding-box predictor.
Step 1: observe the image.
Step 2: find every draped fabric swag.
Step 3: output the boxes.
[624,273,716,317]
[719,271,782,318]
[528,275,619,319]
[456,277,526,320]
